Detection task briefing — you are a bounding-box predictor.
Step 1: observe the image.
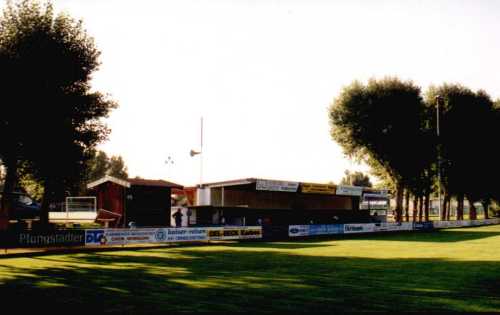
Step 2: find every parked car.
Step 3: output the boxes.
[0,192,41,220]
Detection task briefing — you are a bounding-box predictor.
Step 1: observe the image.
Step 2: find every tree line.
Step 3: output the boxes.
[329,77,499,222]
[0,1,118,228]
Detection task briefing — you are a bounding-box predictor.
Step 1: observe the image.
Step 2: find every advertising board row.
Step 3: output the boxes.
[289,218,500,237]
[255,179,365,197]
[433,218,500,229]
[2,218,500,248]
[84,226,263,246]
[0,226,262,248]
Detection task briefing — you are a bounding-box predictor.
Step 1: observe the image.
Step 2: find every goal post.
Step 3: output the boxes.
[65,196,97,213]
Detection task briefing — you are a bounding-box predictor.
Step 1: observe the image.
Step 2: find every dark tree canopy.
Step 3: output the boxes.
[86,150,129,183]
[425,84,498,219]
[340,170,373,187]
[330,77,498,222]
[329,77,426,221]
[0,0,117,227]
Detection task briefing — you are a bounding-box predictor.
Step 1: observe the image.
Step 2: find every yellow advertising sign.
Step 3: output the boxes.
[301,183,336,194]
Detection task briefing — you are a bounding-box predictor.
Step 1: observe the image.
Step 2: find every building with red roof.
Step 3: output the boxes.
[87,175,183,227]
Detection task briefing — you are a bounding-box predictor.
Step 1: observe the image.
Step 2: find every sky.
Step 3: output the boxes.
[4,0,500,187]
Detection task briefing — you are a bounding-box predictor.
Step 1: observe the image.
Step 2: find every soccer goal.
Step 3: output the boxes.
[65,196,97,212]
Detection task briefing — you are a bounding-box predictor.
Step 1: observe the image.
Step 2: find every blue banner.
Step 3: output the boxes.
[309,224,344,235]
[413,222,434,230]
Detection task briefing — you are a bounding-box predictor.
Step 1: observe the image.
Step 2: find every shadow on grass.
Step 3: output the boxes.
[223,241,335,250]
[1,246,499,312]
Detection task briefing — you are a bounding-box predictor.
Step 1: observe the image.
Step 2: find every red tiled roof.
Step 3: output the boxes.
[128,178,183,188]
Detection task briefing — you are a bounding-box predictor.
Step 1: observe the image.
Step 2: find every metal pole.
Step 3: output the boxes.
[200,117,203,187]
[436,96,442,220]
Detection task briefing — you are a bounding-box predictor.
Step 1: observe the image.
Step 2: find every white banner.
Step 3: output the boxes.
[336,185,363,196]
[433,221,465,229]
[100,228,163,245]
[373,222,413,232]
[470,219,486,226]
[344,223,376,234]
[288,225,310,237]
[256,179,299,192]
[433,219,500,229]
[363,192,389,199]
[163,227,209,242]
[457,220,471,227]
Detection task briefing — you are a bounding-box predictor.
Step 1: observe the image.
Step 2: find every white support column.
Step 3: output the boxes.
[221,187,224,207]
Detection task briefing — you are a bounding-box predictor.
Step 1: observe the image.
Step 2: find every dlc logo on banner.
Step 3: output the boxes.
[155,229,167,242]
[85,229,105,245]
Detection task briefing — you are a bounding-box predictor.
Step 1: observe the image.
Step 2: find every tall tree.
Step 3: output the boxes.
[107,156,128,180]
[85,150,128,183]
[425,85,496,220]
[0,0,117,227]
[86,150,110,182]
[329,77,425,222]
[340,170,373,187]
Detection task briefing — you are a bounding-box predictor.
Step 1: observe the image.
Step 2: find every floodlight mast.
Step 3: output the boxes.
[200,116,203,188]
[435,95,442,220]
[189,117,203,188]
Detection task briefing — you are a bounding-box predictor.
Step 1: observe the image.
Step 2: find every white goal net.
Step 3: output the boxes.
[65,196,97,212]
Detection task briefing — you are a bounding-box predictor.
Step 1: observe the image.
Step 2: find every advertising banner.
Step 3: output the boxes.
[256,179,299,192]
[362,191,389,199]
[433,221,463,229]
[238,227,263,239]
[289,224,344,237]
[344,223,376,234]
[3,230,86,248]
[373,222,413,232]
[336,185,363,196]
[413,222,434,230]
[207,226,262,240]
[301,183,336,194]
[470,219,486,226]
[490,218,500,224]
[309,224,344,235]
[432,219,500,229]
[85,229,106,245]
[85,226,262,246]
[100,228,161,245]
[92,228,210,246]
[163,227,208,242]
[457,220,471,227]
[288,225,310,237]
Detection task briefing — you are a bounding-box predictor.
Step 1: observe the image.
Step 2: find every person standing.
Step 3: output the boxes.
[186,209,192,227]
[172,209,183,227]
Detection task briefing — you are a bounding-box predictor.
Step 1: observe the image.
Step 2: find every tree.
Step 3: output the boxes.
[85,150,128,183]
[340,170,372,187]
[107,156,128,180]
[86,150,110,183]
[329,77,426,222]
[425,85,497,220]
[0,0,117,227]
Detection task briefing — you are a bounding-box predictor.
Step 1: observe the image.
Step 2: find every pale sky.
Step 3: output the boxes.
[4,0,500,186]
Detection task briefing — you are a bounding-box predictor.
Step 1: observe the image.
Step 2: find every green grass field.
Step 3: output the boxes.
[1,225,500,312]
